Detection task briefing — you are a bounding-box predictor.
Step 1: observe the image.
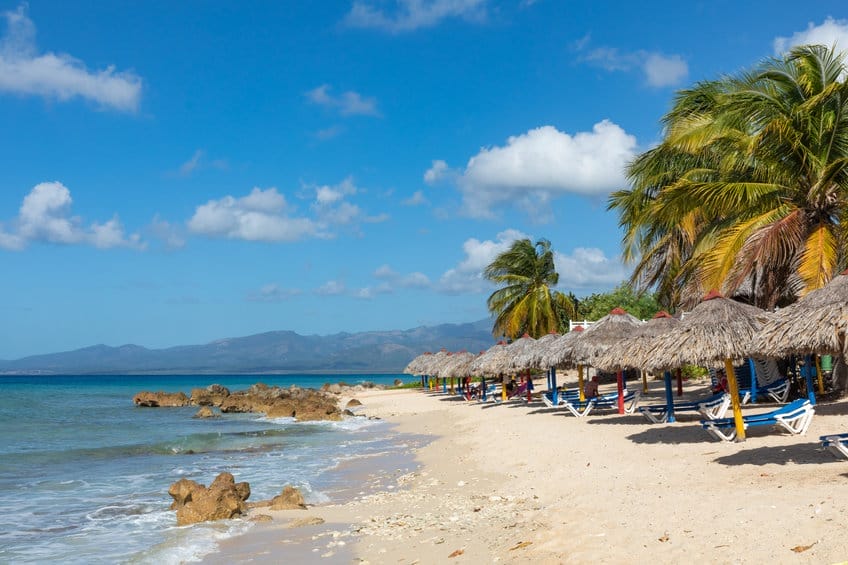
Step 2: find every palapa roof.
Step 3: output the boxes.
[403,351,432,375]
[435,351,477,378]
[645,291,766,371]
[752,270,848,358]
[469,342,509,377]
[500,334,537,371]
[592,311,680,372]
[564,308,644,367]
[512,332,561,371]
[538,326,585,369]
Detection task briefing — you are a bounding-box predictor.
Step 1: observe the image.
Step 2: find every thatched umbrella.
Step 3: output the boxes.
[594,311,681,420]
[646,291,766,441]
[752,270,848,398]
[436,351,477,394]
[502,334,537,401]
[533,328,584,404]
[512,332,560,371]
[563,308,643,413]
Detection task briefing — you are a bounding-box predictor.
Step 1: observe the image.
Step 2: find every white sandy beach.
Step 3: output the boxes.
[210,375,848,564]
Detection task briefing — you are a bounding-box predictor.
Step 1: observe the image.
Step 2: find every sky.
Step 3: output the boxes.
[2,1,848,358]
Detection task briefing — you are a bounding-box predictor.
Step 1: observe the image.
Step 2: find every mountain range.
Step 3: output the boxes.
[0,320,496,375]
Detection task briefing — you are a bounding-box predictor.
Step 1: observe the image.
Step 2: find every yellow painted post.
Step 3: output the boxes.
[578,365,585,402]
[641,370,648,393]
[450,377,454,394]
[724,359,746,441]
[501,375,507,401]
[816,355,825,395]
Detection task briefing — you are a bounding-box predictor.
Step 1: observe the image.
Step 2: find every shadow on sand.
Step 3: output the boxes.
[626,423,717,445]
[711,441,839,466]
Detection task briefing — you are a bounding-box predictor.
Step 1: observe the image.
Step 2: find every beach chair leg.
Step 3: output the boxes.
[640,409,666,424]
[704,424,737,442]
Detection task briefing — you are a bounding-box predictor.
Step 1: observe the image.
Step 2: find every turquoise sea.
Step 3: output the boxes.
[0,374,415,563]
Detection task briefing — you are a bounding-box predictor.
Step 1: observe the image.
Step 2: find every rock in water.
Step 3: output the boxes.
[270,485,307,510]
[193,406,218,419]
[168,472,251,526]
[345,398,363,408]
[133,391,189,407]
[190,384,230,406]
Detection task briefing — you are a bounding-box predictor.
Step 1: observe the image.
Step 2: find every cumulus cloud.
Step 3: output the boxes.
[247,283,302,302]
[774,17,848,54]
[424,159,450,183]
[354,283,393,300]
[148,214,185,249]
[315,280,346,296]
[438,122,636,218]
[343,0,488,33]
[554,247,627,289]
[402,190,428,206]
[437,229,528,293]
[374,264,431,288]
[0,181,143,250]
[0,4,141,111]
[306,84,380,116]
[187,187,321,242]
[575,38,688,87]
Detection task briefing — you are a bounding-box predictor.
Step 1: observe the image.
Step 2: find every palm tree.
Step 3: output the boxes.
[483,238,576,338]
[610,44,848,309]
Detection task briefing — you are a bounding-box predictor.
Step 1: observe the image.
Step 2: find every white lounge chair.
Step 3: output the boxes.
[700,399,814,442]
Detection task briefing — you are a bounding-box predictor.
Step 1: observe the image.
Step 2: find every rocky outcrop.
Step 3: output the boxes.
[168,472,251,526]
[270,485,307,510]
[321,381,385,395]
[193,406,218,418]
[190,384,230,406]
[133,391,189,407]
[135,383,344,421]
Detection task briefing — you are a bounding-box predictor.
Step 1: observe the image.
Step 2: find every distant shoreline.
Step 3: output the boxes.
[0,369,408,377]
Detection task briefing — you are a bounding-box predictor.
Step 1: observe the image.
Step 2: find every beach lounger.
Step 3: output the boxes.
[700,399,814,442]
[739,378,790,404]
[638,392,730,424]
[561,390,641,418]
[540,388,580,408]
[820,433,848,459]
[488,382,528,404]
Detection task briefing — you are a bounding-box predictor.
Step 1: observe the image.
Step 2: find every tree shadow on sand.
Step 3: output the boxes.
[626,423,718,444]
[712,442,839,466]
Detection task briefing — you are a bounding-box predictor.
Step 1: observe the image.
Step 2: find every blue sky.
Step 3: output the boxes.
[2,1,847,358]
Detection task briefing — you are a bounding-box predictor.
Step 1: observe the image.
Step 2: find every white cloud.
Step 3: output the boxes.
[355,283,393,299]
[642,53,688,87]
[443,122,636,218]
[403,190,428,206]
[437,229,528,293]
[343,0,488,33]
[148,215,185,249]
[315,280,346,295]
[0,181,143,250]
[554,247,627,288]
[247,283,302,302]
[0,4,141,112]
[577,40,688,88]
[424,159,450,183]
[179,150,203,176]
[306,84,380,116]
[187,187,321,242]
[374,264,431,289]
[188,179,388,243]
[774,17,848,54]
[176,149,227,176]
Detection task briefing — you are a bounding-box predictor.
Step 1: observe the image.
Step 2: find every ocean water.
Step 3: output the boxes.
[0,374,414,564]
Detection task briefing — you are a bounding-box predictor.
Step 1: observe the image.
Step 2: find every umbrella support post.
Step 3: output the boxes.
[816,355,825,395]
[748,358,758,404]
[443,378,447,394]
[578,365,585,402]
[526,371,532,403]
[663,371,675,423]
[724,358,746,441]
[551,367,558,405]
[616,370,625,414]
[641,370,648,394]
[676,369,683,396]
[804,355,817,405]
[502,376,507,402]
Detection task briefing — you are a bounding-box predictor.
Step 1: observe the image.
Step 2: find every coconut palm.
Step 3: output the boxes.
[610,44,848,309]
[483,238,575,339]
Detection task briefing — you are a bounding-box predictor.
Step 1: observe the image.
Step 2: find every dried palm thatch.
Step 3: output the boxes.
[752,270,848,358]
[498,334,537,371]
[645,292,766,372]
[403,352,433,375]
[540,327,585,369]
[436,351,476,378]
[512,332,560,371]
[593,311,680,372]
[469,342,509,377]
[565,308,644,367]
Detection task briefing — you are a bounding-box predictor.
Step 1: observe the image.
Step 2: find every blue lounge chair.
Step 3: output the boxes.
[820,433,848,459]
[540,388,581,408]
[740,378,790,404]
[561,390,641,418]
[700,399,814,442]
[638,392,730,424]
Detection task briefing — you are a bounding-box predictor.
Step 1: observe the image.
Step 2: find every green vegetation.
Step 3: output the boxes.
[609,44,848,310]
[484,238,577,339]
[574,283,661,321]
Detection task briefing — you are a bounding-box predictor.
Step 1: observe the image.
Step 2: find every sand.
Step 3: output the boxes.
[210,375,848,563]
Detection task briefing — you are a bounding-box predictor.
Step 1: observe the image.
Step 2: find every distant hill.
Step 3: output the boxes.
[0,320,496,374]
